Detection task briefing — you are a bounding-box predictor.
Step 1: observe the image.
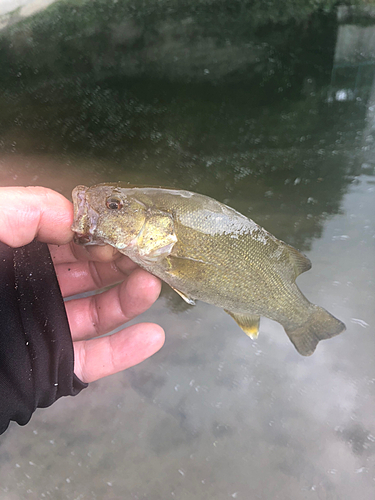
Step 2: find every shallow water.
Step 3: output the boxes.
[0,2,375,499]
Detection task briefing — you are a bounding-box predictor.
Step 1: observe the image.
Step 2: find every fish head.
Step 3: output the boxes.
[71,184,147,251]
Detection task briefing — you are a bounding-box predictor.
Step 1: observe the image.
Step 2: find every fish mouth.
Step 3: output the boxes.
[71,185,104,246]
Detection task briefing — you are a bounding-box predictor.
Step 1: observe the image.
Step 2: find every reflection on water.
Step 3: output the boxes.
[0,2,374,499]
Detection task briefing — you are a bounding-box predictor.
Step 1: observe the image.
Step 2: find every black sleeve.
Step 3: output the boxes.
[0,240,87,435]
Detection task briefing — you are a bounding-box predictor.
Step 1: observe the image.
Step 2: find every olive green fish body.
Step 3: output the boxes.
[136,192,309,323]
[72,183,345,355]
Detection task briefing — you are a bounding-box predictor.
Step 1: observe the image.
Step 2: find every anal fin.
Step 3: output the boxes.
[170,286,196,305]
[225,310,260,339]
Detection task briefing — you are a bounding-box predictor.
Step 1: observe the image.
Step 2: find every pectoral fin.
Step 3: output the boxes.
[170,286,196,305]
[225,311,260,339]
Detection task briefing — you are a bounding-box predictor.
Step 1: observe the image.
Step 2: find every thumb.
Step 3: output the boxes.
[0,186,74,247]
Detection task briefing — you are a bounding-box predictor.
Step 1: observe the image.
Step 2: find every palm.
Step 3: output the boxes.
[50,242,164,383]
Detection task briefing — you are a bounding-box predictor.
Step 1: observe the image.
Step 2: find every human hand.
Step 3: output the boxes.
[0,186,164,383]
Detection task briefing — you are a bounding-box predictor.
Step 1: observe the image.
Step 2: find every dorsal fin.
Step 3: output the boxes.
[284,243,311,278]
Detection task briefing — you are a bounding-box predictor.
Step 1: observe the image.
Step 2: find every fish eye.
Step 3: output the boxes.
[106,196,123,210]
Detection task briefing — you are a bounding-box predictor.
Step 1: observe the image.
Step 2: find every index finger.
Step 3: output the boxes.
[0,186,73,247]
[49,241,121,265]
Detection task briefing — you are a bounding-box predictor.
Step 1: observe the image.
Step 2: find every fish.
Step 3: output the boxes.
[71,183,345,356]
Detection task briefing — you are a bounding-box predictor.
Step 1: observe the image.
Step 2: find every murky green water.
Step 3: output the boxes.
[0,1,374,499]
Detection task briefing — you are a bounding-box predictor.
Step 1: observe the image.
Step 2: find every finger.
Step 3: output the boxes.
[0,186,73,247]
[73,323,165,383]
[56,260,124,298]
[55,257,139,297]
[49,242,122,265]
[66,268,161,340]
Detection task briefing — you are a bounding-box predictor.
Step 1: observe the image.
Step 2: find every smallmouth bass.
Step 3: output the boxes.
[71,183,345,356]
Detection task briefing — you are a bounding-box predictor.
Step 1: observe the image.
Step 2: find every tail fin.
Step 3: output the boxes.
[285,306,345,356]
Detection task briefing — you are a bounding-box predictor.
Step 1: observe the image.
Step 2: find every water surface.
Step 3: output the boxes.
[0,2,374,499]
